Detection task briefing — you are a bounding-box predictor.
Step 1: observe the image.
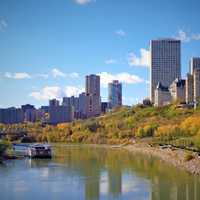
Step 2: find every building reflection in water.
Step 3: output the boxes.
[25,146,200,200]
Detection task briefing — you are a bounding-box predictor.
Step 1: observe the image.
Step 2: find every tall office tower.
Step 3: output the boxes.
[186,73,194,104]
[85,74,101,117]
[108,80,122,109]
[86,74,100,96]
[190,57,200,75]
[150,39,181,103]
[194,68,200,102]
[49,99,59,107]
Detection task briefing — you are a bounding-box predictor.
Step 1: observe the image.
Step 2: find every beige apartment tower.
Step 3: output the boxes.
[190,57,200,75]
[186,73,194,104]
[150,39,181,103]
[194,68,200,102]
[85,74,101,117]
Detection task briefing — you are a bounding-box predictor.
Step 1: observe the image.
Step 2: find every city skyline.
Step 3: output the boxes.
[1,0,200,108]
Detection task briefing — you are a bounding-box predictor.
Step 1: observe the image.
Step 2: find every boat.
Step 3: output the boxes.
[27,144,52,158]
[13,143,52,159]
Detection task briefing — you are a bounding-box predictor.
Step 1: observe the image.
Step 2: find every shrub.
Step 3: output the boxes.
[180,115,200,136]
[0,141,9,157]
[135,124,157,138]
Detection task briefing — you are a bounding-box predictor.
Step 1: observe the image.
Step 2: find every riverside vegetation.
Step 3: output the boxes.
[1,102,200,151]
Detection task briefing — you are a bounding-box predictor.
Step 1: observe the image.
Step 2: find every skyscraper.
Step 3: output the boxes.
[86,74,100,96]
[186,73,194,104]
[85,74,101,117]
[108,80,122,108]
[190,57,200,75]
[150,39,181,102]
[194,68,200,102]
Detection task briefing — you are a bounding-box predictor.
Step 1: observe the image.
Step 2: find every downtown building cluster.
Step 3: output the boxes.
[150,39,200,107]
[0,75,122,124]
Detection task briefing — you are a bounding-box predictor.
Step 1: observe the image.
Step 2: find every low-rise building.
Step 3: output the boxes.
[154,82,172,107]
[101,102,109,113]
[49,105,74,125]
[170,78,186,103]
[0,107,24,124]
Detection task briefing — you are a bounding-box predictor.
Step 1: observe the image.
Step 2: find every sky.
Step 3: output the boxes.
[0,0,200,108]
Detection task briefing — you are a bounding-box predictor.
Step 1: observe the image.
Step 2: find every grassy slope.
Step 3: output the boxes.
[1,104,200,147]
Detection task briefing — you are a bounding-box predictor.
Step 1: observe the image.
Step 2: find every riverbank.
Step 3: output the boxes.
[124,143,200,175]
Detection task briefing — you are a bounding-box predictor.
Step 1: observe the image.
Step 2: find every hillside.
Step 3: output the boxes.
[1,103,200,149]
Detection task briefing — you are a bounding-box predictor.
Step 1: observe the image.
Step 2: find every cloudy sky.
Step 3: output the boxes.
[0,0,200,108]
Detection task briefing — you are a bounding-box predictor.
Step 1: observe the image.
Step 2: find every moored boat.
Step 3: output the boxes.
[27,144,52,158]
[13,143,52,159]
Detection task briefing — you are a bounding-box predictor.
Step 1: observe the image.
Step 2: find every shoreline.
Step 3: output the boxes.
[2,142,200,175]
[123,143,200,175]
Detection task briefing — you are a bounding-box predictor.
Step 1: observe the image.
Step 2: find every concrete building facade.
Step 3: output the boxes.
[0,107,24,124]
[85,74,101,117]
[169,78,186,103]
[49,105,74,124]
[194,68,200,103]
[154,82,172,107]
[186,74,194,104]
[190,57,200,75]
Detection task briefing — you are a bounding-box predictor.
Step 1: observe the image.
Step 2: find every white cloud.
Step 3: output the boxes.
[30,85,84,101]
[35,74,49,79]
[175,30,190,42]
[191,33,200,40]
[0,19,7,32]
[4,72,31,79]
[50,68,79,79]
[175,29,200,42]
[115,29,126,37]
[98,72,144,87]
[51,68,66,78]
[105,59,117,65]
[64,86,84,97]
[74,0,93,5]
[30,86,63,100]
[69,72,79,78]
[128,48,150,67]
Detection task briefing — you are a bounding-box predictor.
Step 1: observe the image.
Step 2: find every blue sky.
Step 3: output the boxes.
[0,0,200,108]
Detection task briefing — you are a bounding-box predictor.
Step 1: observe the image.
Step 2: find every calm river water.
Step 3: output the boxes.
[0,145,200,200]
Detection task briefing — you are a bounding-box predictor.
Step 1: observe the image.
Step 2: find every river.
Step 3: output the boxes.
[0,144,200,200]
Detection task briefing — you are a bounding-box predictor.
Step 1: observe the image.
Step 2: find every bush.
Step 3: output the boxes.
[180,115,200,136]
[0,141,9,157]
[135,124,157,138]
[155,125,185,141]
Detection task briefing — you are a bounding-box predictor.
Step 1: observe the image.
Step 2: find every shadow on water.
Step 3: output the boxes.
[0,145,200,200]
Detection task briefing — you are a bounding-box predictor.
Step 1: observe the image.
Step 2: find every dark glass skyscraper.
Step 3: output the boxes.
[108,80,122,108]
[150,39,181,103]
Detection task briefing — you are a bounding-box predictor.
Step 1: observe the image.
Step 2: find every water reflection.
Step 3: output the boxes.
[0,145,200,200]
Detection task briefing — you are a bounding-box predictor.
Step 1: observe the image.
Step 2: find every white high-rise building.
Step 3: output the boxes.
[150,39,181,103]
